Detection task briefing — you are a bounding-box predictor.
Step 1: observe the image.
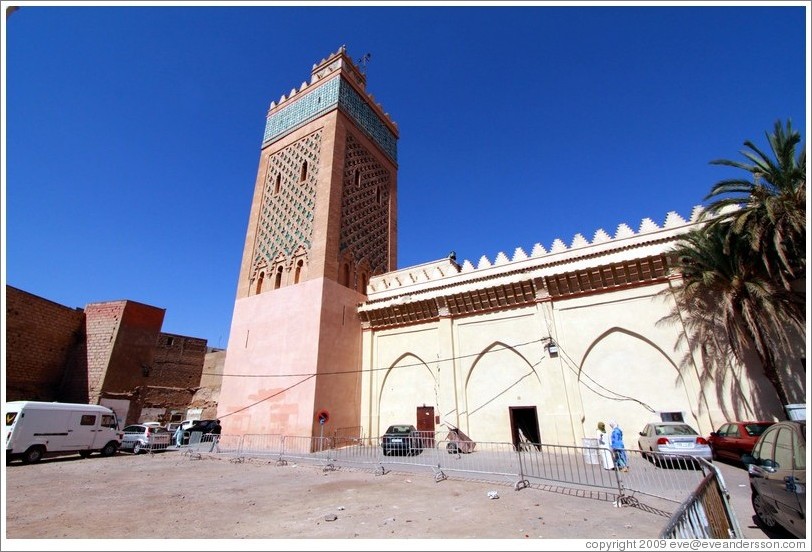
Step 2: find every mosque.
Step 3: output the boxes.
[215,47,805,447]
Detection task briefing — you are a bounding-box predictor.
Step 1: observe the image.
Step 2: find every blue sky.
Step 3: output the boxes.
[2,2,809,349]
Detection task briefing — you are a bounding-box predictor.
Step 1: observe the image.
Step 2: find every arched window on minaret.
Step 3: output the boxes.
[256,271,265,294]
[354,169,361,188]
[300,161,308,182]
[274,173,281,195]
[294,260,304,284]
[359,272,368,294]
[274,266,284,289]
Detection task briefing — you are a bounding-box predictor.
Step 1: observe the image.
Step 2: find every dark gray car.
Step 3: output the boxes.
[381,424,422,456]
[742,420,806,538]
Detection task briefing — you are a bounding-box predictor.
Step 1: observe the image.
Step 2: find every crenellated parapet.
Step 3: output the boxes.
[366,206,707,297]
[263,46,399,163]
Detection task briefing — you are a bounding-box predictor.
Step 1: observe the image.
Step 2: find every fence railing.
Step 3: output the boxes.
[658,459,743,539]
[174,432,737,537]
[517,442,624,494]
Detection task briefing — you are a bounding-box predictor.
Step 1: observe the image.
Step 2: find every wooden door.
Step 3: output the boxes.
[416,406,435,447]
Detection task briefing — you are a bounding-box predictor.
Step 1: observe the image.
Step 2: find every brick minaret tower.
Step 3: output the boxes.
[217,47,399,438]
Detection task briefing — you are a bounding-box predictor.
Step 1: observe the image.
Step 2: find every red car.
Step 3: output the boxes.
[708,421,775,462]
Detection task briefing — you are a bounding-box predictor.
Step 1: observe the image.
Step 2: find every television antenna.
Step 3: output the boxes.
[358,53,372,74]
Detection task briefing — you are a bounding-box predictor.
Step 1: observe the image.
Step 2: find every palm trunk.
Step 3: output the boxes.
[754,334,791,409]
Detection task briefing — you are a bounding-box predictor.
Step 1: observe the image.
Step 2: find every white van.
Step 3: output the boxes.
[5,401,124,464]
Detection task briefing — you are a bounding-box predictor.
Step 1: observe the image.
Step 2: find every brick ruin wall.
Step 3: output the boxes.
[151,334,208,388]
[6,287,214,420]
[5,286,86,401]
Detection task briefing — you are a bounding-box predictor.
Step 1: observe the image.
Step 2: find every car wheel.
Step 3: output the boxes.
[100,442,118,457]
[711,447,719,461]
[752,489,778,529]
[638,445,647,461]
[132,441,143,454]
[23,446,44,464]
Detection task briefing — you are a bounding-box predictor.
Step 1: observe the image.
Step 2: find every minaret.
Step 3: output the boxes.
[217,47,399,439]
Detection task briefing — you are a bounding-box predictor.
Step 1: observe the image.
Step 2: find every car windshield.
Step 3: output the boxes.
[744,423,773,437]
[386,425,413,434]
[655,424,697,436]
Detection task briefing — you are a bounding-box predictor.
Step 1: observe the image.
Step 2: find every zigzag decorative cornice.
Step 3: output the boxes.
[365,206,707,300]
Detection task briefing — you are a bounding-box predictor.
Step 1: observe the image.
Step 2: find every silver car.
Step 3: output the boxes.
[120,424,171,454]
[637,422,712,465]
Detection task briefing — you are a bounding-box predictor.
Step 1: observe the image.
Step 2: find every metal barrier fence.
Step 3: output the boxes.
[615,449,709,505]
[181,432,224,458]
[332,426,364,448]
[191,432,734,531]
[327,437,387,474]
[241,434,284,461]
[281,435,335,470]
[139,441,170,455]
[517,443,623,495]
[435,440,522,486]
[659,459,743,539]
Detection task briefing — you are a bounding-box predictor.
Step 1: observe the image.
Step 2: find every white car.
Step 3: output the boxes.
[637,422,712,465]
[120,424,171,454]
[171,419,200,445]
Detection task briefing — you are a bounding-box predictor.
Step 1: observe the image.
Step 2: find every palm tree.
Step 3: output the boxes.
[703,119,806,292]
[665,223,804,408]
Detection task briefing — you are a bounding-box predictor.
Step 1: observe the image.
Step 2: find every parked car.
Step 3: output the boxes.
[381,424,422,456]
[5,401,122,464]
[637,422,712,465]
[165,421,182,434]
[178,419,219,446]
[708,421,775,463]
[742,420,806,538]
[120,424,171,454]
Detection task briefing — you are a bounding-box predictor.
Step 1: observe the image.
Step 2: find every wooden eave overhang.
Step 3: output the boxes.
[358,253,676,330]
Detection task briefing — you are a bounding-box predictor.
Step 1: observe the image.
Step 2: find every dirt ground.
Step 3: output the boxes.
[3,448,678,546]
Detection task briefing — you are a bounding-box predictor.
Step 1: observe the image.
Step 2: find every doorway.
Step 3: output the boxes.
[416,405,435,447]
[509,406,541,450]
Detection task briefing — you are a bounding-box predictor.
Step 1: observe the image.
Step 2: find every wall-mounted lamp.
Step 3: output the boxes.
[547,341,559,357]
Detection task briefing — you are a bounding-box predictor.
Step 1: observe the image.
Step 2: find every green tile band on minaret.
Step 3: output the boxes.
[263,75,397,164]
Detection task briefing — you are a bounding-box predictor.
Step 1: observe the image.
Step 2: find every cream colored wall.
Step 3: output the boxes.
[363,324,440,437]
[362,307,572,444]
[454,310,552,443]
[362,281,797,447]
[549,285,706,443]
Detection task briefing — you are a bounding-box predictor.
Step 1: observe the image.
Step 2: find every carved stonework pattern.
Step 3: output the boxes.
[340,134,390,275]
[252,130,322,274]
